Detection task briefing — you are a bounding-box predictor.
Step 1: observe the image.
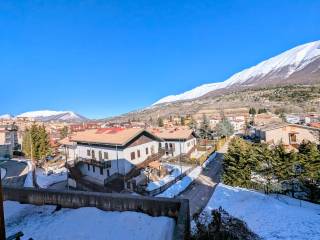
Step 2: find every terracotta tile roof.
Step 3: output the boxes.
[66,127,158,146]
[59,137,74,146]
[309,122,320,128]
[148,127,194,140]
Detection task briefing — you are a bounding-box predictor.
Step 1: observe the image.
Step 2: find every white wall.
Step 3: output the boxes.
[74,140,160,182]
[160,138,196,157]
[123,141,159,165]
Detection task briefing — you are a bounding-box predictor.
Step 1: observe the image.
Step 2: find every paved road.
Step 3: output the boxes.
[178,141,229,217]
[0,160,28,187]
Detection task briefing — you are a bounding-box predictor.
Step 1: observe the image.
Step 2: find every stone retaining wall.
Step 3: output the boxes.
[3,187,190,240]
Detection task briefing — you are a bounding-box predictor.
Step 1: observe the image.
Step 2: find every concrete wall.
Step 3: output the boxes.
[3,187,190,240]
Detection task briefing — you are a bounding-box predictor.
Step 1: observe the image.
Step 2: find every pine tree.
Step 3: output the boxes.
[223,138,256,187]
[249,107,256,115]
[254,143,276,193]
[157,117,164,127]
[22,124,51,167]
[60,126,69,139]
[180,116,185,126]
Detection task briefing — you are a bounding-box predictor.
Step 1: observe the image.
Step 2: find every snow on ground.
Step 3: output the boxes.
[36,167,67,188]
[1,167,6,179]
[157,166,202,198]
[17,159,34,188]
[202,152,217,168]
[146,164,191,191]
[4,201,175,240]
[199,183,320,240]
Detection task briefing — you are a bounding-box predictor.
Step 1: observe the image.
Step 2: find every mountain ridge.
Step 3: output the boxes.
[153,40,320,105]
[0,110,88,122]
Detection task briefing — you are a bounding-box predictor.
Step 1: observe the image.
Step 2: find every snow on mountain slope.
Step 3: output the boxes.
[154,40,320,105]
[0,114,13,119]
[17,110,87,122]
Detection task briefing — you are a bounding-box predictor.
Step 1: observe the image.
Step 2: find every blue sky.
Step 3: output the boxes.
[1,0,320,119]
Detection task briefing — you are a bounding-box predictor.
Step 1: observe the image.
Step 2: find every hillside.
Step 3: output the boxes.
[154,40,320,105]
[109,85,320,122]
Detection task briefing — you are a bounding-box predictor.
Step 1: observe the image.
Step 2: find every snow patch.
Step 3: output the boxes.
[1,168,6,179]
[199,183,320,240]
[36,167,67,188]
[157,166,202,198]
[146,164,191,191]
[4,201,175,240]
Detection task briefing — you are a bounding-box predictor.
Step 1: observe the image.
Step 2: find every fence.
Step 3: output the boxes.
[3,186,190,240]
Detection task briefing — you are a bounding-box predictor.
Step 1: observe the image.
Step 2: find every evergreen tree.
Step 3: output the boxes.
[254,143,276,193]
[200,114,209,131]
[258,108,267,114]
[215,118,234,137]
[223,138,257,187]
[157,117,164,127]
[60,126,69,139]
[22,124,51,167]
[180,116,185,126]
[249,107,256,115]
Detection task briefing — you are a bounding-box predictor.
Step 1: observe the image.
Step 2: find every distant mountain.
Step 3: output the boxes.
[0,114,13,119]
[154,40,320,105]
[16,110,87,122]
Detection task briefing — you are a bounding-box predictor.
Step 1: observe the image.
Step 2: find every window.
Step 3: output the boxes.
[105,161,111,168]
[131,152,135,160]
[137,150,141,158]
[87,149,90,156]
[91,150,96,159]
[151,146,155,154]
[100,167,103,175]
[145,147,149,155]
[107,169,110,177]
[289,133,297,143]
[87,164,90,171]
[93,165,95,173]
[104,152,109,159]
[99,151,102,160]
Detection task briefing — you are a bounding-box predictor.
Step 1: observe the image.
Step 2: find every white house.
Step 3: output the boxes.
[0,124,19,159]
[60,128,163,186]
[149,128,197,158]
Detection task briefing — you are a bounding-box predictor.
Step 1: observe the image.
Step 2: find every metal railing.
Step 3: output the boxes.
[74,157,111,168]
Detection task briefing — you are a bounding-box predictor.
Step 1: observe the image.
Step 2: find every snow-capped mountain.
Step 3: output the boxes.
[0,114,13,119]
[154,40,320,105]
[16,110,87,122]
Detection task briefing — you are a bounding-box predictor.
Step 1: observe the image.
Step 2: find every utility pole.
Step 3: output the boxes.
[0,168,6,240]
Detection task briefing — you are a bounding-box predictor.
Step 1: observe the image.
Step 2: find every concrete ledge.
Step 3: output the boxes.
[3,187,190,240]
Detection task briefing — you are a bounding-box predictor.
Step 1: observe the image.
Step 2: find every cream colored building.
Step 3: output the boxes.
[254,123,320,145]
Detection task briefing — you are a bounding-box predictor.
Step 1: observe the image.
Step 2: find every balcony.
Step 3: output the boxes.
[75,157,111,168]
